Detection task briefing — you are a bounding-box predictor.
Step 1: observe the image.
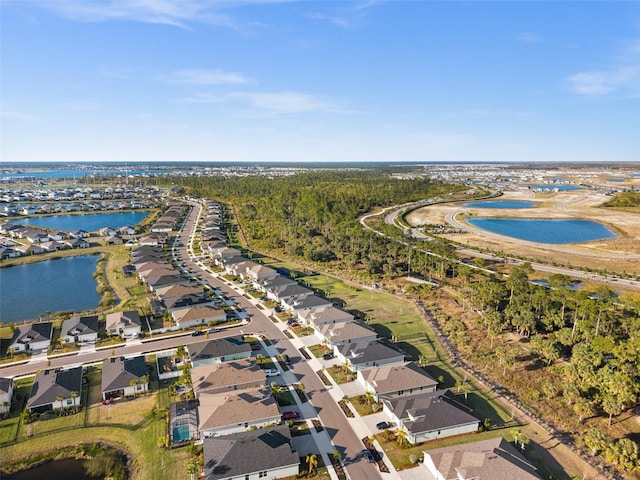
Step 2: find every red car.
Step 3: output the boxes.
[282,411,300,420]
[251,344,261,351]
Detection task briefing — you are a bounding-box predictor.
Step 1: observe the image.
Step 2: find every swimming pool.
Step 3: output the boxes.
[173,424,191,442]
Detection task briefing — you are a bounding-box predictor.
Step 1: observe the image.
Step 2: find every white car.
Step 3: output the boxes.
[264,368,279,377]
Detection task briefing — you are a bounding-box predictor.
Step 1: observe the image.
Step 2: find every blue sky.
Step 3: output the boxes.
[1,0,639,163]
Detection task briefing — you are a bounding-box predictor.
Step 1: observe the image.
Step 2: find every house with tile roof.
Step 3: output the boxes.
[188,336,252,367]
[191,361,266,395]
[203,425,299,480]
[317,320,377,347]
[197,387,281,438]
[27,367,82,414]
[171,305,226,329]
[421,437,542,480]
[9,322,53,353]
[382,390,479,445]
[101,356,149,400]
[105,311,142,339]
[60,315,99,344]
[357,362,438,402]
[334,340,405,372]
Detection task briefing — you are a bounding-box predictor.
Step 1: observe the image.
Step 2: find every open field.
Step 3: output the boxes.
[406,189,640,275]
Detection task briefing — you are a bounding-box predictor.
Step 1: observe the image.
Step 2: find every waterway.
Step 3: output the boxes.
[3,459,103,480]
[0,254,101,323]
[463,200,534,209]
[466,218,616,244]
[530,184,583,191]
[15,211,148,232]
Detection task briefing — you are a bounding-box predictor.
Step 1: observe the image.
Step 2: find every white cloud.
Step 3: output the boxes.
[567,35,640,97]
[567,67,640,96]
[33,0,234,28]
[517,32,541,43]
[231,92,335,113]
[156,69,251,86]
[182,90,341,114]
[308,13,350,29]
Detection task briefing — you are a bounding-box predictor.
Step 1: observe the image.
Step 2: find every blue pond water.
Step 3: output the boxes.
[463,200,534,209]
[4,458,103,480]
[606,178,625,182]
[3,168,167,179]
[530,184,583,191]
[16,211,148,232]
[0,255,101,323]
[467,218,616,244]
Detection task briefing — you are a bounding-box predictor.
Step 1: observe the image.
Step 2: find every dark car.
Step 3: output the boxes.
[251,344,261,351]
[191,330,204,337]
[362,450,374,463]
[282,411,300,420]
[376,421,391,430]
[322,353,335,360]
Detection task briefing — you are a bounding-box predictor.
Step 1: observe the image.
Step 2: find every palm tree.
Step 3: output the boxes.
[395,428,408,447]
[56,394,64,415]
[139,375,149,394]
[271,382,282,403]
[130,379,139,397]
[306,453,318,475]
[70,391,79,413]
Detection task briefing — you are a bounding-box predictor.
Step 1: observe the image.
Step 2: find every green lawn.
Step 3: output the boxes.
[326,365,355,385]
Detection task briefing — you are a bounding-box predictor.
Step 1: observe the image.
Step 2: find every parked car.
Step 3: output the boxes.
[191,330,204,337]
[207,328,220,334]
[251,344,261,351]
[376,421,392,430]
[264,368,279,377]
[288,322,299,328]
[282,411,300,420]
[323,353,335,360]
[362,450,374,463]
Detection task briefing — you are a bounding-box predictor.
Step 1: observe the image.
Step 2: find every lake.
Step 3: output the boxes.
[463,200,534,209]
[0,255,101,323]
[16,211,148,232]
[466,218,616,244]
[606,178,625,182]
[3,458,103,480]
[530,184,583,191]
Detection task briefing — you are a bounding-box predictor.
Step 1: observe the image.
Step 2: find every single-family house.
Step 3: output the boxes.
[188,337,252,367]
[191,361,266,395]
[0,246,20,259]
[289,294,333,315]
[245,264,277,285]
[67,237,90,249]
[119,225,137,236]
[50,231,67,241]
[145,274,190,291]
[299,306,354,328]
[421,437,543,480]
[99,226,118,237]
[0,377,13,414]
[202,426,299,480]
[14,243,44,256]
[335,340,405,371]
[69,229,89,239]
[198,388,281,438]
[382,390,479,445]
[271,284,313,305]
[357,362,438,402]
[9,322,53,353]
[105,311,142,338]
[172,305,226,329]
[60,315,99,344]
[26,366,82,414]
[211,247,242,266]
[40,240,68,252]
[101,356,149,400]
[317,320,377,347]
[105,235,124,245]
[258,275,297,294]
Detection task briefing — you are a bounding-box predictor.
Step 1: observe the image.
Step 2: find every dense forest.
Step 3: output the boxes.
[181,171,639,474]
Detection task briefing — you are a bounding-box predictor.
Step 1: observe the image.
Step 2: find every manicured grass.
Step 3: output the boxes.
[326,365,355,385]
[307,344,331,358]
[347,395,381,417]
